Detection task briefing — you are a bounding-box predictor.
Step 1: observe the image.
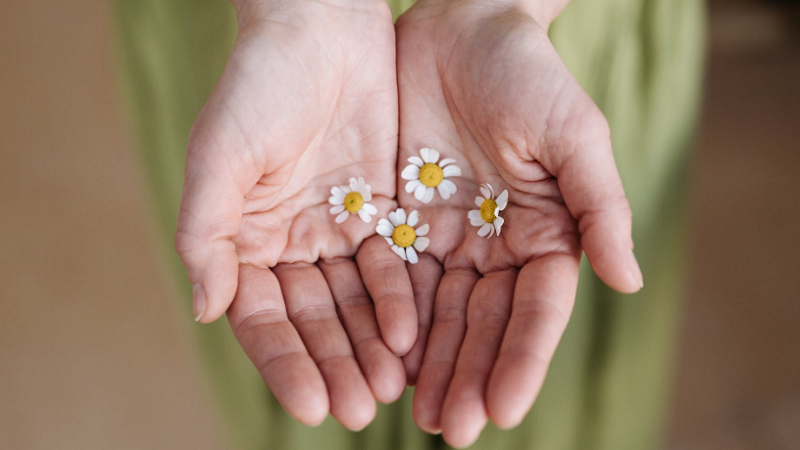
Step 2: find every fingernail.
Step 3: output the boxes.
[628,250,644,290]
[193,283,207,322]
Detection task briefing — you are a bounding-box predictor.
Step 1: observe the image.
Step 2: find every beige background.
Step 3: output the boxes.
[1,1,798,449]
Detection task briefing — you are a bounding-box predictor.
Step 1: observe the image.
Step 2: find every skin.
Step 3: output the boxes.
[175,0,414,430]
[176,0,642,442]
[390,0,643,447]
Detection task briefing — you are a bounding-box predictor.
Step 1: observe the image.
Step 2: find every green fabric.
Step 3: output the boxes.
[114,0,705,449]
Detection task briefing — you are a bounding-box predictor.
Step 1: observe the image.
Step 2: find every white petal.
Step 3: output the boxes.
[407,210,419,227]
[442,165,462,178]
[362,203,377,215]
[425,148,440,164]
[349,178,359,191]
[389,208,407,226]
[330,205,346,215]
[398,208,407,224]
[439,158,457,167]
[496,190,509,210]
[478,223,492,237]
[331,186,346,201]
[408,156,424,167]
[414,183,428,201]
[480,185,491,199]
[437,183,450,200]
[438,180,457,199]
[385,237,394,246]
[336,211,349,224]
[405,179,422,194]
[422,186,435,203]
[393,245,407,260]
[420,148,431,163]
[376,219,394,236]
[413,237,429,253]
[358,210,372,223]
[401,164,421,180]
[468,210,484,227]
[342,185,351,194]
[358,177,366,191]
[362,191,372,202]
[415,224,429,236]
[329,196,344,205]
[475,196,484,208]
[406,246,419,264]
[494,216,504,235]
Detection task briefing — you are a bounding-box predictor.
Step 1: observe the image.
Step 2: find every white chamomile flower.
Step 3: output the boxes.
[401,148,461,203]
[329,177,377,224]
[375,208,430,264]
[468,184,508,238]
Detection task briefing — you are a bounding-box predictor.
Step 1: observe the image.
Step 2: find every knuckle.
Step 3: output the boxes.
[173,229,197,260]
[434,304,467,324]
[573,108,611,152]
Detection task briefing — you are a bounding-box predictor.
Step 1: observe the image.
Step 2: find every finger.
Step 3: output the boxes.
[175,126,262,323]
[318,258,406,404]
[486,253,580,428]
[274,263,376,431]
[356,234,417,356]
[412,269,480,434]
[403,253,444,385]
[440,269,516,448]
[227,264,329,426]
[544,107,642,293]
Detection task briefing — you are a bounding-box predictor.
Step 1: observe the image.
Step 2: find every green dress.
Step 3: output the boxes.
[114,0,705,448]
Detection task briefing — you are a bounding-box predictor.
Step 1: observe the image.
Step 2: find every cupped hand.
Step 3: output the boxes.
[174,0,408,430]
[393,1,643,446]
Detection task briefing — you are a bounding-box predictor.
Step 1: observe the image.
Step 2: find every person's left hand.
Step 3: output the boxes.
[389,1,644,446]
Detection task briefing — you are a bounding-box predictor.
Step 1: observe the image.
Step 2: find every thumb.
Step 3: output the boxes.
[174,123,256,323]
[546,108,643,293]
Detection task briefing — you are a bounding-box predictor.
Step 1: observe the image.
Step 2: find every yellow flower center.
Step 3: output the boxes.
[344,191,364,214]
[392,224,416,248]
[480,198,497,223]
[418,163,444,187]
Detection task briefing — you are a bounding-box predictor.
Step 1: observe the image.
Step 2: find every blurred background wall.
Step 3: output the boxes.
[0,0,797,449]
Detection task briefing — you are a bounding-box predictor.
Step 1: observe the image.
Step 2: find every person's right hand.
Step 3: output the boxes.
[174,0,407,430]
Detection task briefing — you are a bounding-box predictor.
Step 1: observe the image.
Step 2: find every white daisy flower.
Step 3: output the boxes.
[468,184,508,238]
[329,177,377,224]
[401,148,461,203]
[375,208,430,264]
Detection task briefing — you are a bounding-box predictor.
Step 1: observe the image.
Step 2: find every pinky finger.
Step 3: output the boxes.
[356,235,418,356]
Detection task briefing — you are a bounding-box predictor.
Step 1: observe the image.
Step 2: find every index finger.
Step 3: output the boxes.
[227,264,329,426]
[485,252,580,428]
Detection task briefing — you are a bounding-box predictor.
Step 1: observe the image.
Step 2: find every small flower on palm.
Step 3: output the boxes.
[329,177,377,223]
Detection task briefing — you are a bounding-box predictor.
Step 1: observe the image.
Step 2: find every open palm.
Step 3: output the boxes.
[175,0,406,430]
[393,2,644,446]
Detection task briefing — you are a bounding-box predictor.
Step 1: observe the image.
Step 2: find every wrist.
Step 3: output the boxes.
[412,0,569,28]
[232,0,389,29]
